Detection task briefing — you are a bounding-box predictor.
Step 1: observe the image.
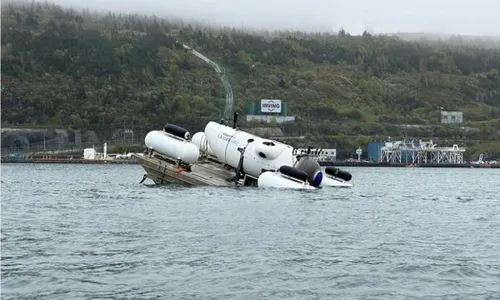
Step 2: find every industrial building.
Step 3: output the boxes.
[294,148,337,162]
[368,142,385,162]
[441,111,463,124]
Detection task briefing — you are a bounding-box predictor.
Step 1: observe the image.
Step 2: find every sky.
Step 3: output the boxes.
[49,0,500,36]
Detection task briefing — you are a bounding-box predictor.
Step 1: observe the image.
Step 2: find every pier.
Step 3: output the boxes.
[379,140,465,165]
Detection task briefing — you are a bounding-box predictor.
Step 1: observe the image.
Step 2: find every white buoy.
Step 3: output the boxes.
[321,176,353,188]
[257,171,316,190]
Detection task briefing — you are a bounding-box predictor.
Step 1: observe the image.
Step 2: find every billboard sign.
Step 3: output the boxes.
[261,99,282,113]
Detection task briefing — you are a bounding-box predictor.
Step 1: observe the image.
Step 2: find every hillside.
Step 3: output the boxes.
[2,2,500,158]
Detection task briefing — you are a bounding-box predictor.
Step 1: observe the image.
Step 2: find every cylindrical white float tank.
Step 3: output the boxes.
[145,130,200,164]
[257,171,316,190]
[191,132,215,156]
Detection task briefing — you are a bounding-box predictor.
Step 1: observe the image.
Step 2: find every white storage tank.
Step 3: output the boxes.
[83,148,96,159]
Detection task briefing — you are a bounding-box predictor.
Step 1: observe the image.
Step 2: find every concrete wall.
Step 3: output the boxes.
[441,111,463,124]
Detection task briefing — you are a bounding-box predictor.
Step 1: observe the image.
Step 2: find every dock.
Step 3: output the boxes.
[133,153,236,186]
[318,161,500,168]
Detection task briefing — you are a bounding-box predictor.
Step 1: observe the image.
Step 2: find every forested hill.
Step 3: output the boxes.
[2,2,500,153]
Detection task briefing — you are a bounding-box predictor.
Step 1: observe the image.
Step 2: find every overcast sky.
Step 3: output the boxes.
[50,0,500,36]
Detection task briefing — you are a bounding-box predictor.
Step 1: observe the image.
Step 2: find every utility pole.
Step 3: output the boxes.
[356,147,362,162]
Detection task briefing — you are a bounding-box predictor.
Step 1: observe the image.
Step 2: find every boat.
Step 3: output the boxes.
[135,116,354,190]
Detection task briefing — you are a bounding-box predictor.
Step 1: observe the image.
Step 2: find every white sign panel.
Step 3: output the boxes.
[261,99,282,113]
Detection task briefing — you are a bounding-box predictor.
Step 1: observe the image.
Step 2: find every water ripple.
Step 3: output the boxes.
[1,164,500,300]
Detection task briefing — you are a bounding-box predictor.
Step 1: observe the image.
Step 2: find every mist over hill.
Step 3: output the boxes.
[2,1,500,158]
[391,32,500,49]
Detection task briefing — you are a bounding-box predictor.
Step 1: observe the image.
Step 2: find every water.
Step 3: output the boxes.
[1,164,500,299]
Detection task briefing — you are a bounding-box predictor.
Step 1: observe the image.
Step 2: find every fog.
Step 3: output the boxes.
[47,0,500,36]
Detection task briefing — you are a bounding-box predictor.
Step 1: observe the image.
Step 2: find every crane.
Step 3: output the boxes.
[176,41,235,122]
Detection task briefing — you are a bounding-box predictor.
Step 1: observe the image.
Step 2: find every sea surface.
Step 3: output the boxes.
[1,164,500,300]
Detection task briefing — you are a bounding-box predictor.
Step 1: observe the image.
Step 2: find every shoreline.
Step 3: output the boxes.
[1,158,140,164]
[1,158,498,168]
[318,161,499,168]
